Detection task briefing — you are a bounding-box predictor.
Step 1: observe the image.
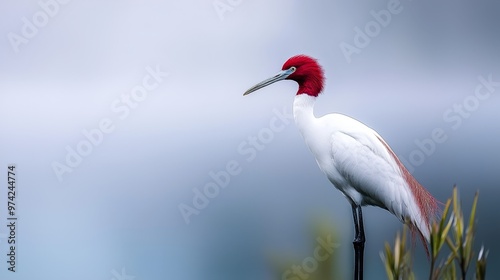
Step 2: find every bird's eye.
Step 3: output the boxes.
[290,66,296,72]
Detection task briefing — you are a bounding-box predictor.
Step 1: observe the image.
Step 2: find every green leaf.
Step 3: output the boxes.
[468,191,479,231]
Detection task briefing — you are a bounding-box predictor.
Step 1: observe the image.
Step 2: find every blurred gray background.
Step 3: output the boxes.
[1,0,499,279]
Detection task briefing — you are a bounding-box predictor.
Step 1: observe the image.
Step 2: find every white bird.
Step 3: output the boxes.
[243,55,438,280]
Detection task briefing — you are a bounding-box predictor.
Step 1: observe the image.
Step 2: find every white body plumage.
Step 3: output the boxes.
[293,93,432,239]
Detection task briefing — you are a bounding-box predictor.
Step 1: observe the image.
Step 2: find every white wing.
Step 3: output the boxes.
[293,93,436,239]
[318,114,417,223]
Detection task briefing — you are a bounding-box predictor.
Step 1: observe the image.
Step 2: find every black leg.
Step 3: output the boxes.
[352,205,365,280]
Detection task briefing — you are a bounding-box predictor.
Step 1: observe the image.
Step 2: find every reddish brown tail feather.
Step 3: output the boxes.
[377,136,440,257]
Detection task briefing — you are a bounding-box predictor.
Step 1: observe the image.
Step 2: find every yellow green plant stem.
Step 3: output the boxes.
[475,246,488,280]
[446,188,479,279]
[429,196,453,280]
[381,186,488,280]
[380,226,415,280]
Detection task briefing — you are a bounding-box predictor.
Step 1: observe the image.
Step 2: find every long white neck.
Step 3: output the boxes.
[293,94,318,138]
